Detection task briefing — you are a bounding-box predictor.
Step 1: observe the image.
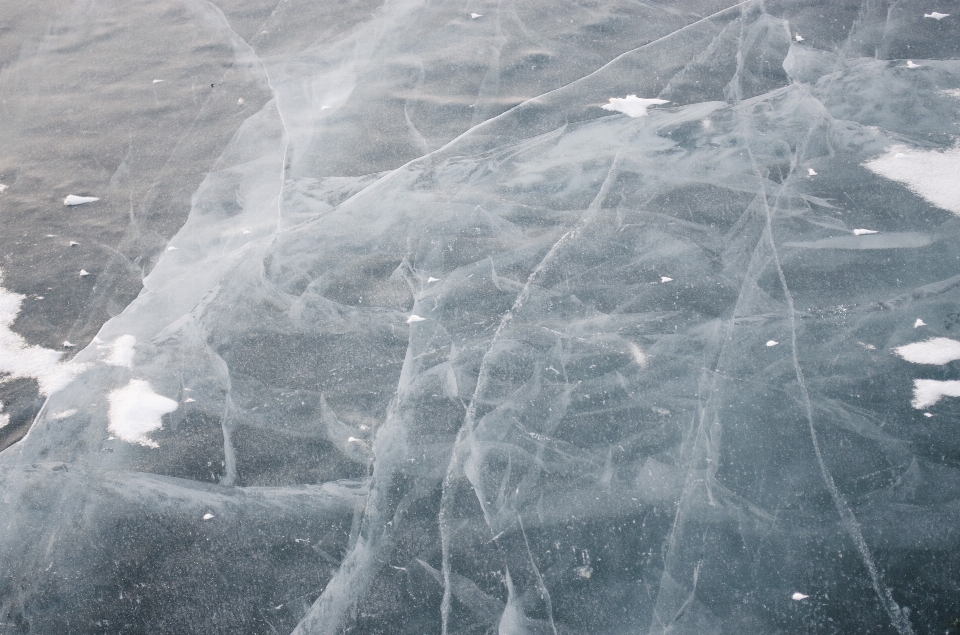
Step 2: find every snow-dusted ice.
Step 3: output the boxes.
[2,1,960,634]
[62,195,99,206]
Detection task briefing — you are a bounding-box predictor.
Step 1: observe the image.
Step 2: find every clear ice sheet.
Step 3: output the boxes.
[2,0,960,634]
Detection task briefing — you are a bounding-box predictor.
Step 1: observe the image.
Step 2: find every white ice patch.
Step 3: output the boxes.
[601,95,669,118]
[924,12,949,19]
[894,337,960,365]
[107,379,178,448]
[0,270,85,396]
[864,145,960,215]
[105,334,137,368]
[63,195,99,206]
[914,319,926,328]
[51,409,77,420]
[911,379,960,409]
[792,592,809,601]
[853,228,878,235]
[406,315,427,324]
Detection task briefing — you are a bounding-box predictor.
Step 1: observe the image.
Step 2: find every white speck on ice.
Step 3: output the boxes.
[858,341,877,350]
[107,379,178,448]
[792,592,809,601]
[911,379,960,409]
[202,513,214,520]
[914,319,926,328]
[807,168,817,176]
[924,12,949,19]
[864,145,960,215]
[853,228,878,235]
[69,241,79,246]
[152,79,164,83]
[924,412,933,417]
[407,315,427,324]
[470,13,482,18]
[795,33,804,42]
[0,184,7,192]
[63,195,99,206]
[241,229,251,234]
[601,95,669,118]
[427,277,440,283]
[105,335,136,368]
[766,340,779,347]
[51,409,77,420]
[166,246,177,251]
[185,397,196,403]
[660,276,673,283]
[63,341,74,348]
[237,98,244,105]
[906,60,921,69]
[79,270,90,277]
[0,269,85,396]
[894,337,960,365]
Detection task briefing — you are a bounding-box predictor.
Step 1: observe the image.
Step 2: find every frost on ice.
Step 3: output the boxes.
[107,379,178,448]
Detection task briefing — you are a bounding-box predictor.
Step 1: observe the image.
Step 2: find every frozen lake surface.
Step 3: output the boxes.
[2,0,960,633]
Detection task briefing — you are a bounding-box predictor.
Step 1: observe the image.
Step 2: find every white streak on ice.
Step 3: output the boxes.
[906,60,921,69]
[601,95,669,118]
[766,340,779,347]
[63,195,99,206]
[792,592,809,601]
[0,403,8,429]
[894,337,960,365]
[924,12,949,19]
[911,379,960,409]
[660,276,673,283]
[105,335,136,367]
[0,270,85,396]
[864,145,960,215]
[107,379,178,448]
[853,228,878,235]
[470,13,482,19]
[50,409,77,420]
[407,315,427,323]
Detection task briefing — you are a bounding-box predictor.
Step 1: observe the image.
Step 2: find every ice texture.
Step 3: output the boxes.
[2,0,960,634]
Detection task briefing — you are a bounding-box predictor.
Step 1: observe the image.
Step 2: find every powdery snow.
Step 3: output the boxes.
[107,379,178,448]
[105,335,137,367]
[63,195,99,206]
[894,337,960,365]
[911,379,960,409]
[601,95,669,118]
[865,145,960,215]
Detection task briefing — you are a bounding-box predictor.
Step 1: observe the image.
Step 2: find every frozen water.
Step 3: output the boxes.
[2,0,960,634]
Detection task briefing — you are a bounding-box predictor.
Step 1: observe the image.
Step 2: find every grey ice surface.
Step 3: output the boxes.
[2,0,960,634]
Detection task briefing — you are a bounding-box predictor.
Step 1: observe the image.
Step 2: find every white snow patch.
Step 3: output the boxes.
[601,95,669,118]
[894,337,960,365]
[0,403,8,429]
[51,409,77,420]
[792,592,809,601]
[152,79,164,83]
[911,379,960,409]
[107,379,178,448]
[105,334,136,368]
[0,270,85,396]
[627,342,647,368]
[914,319,926,328]
[807,168,817,176]
[166,246,177,251]
[407,315,427,324]
[924,412,934,417]
[924,12,949,19]
[795,33,804,42]
[69,241,80,246]
[79,270,90,277]
[853,228,878,235]
[943,88,960,99]
[865,145,960,215]
[63,195,99,206]
[202,513,214,520]
[185,397,196,403]
[0,184,7,192]
[62,341,74,348]
[660,276,673,283]
[237,98,244,105]
[470,12,482,18]
[766,340,779,347]
[906,60,922,69]
[427,276,440,283]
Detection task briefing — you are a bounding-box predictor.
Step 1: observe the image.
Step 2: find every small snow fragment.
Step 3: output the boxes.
[914,319,926,328]
[427,276,440,283]
[470,12,482,18]
[152,79,164,83]
[79,269,90,277]
[924,12,949,19]
[858,341,877,350]
[601,95,669,118]
[185,397,196,403]
[347,436,362,443]
[237,98,244,105]
[575,565,593,579]
[69,241,79,246]
[807,168,817,176]
[766,340,779,347]
[924,412,933,417]
[166,246,177,251]
[321,105,332,110]
[0,184,7,192]
[911,379,960,409]
[894,337,960,365]
[51,408,77,420]
[906,60,921,69]
[795,33,804,42]
[63,341,74,348]
[792,592,809,601]
[106,335,136,368]
[107,379,178,448]
[660,276,673,283]
[853,228,878,235]
[35,296,43,300]
[407,315,427,324]
[64,195,99,206]
[202,513,214,520]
